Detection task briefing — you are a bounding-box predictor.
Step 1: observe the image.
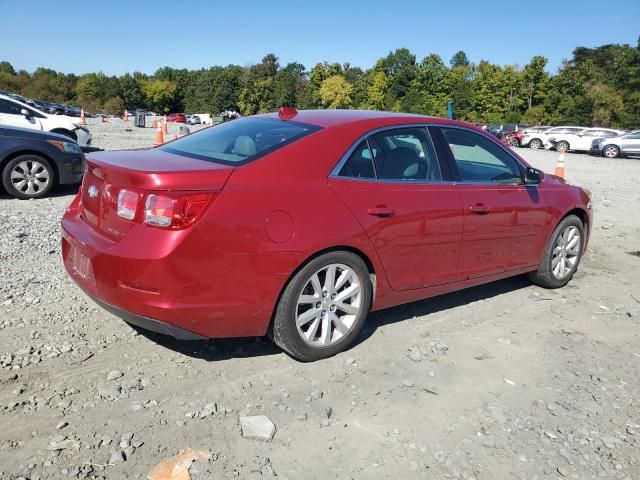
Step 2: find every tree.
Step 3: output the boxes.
[142,79,177,113]
[103,96,125,115]
[450,51,470,68]
[319,75,352,109]
[367,70,388,109]
[119,73,146,110]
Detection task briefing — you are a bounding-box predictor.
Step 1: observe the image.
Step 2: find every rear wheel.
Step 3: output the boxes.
[528,215,584,288]
[271,251,372,361]
[603,145,620,158]
[529,138,542,149]
[2,154,56,199]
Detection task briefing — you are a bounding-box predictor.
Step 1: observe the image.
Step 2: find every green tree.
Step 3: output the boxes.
[142,79,177,113]
[103,96,125,115]
[450,50,470,68]
[367,70,388,110]
[319,75,352,109]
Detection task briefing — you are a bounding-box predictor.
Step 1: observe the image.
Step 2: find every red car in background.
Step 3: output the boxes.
[61,108,592,361]
[167,113,187,123]
[504,130,524,147]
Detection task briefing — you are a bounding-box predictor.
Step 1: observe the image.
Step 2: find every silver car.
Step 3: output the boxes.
[187,115,201,125]
[591,130,640,158]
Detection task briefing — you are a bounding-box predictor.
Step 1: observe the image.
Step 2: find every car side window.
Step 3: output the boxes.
[338,140,376,179]
[441,127,523,185]
[0,99,22,115]
[369,128,441,181]
[625,132,640,139]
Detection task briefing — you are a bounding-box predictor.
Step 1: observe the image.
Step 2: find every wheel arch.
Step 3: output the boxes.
[267,244,378,335]
[0,150,59,185]
[50,128,77,142]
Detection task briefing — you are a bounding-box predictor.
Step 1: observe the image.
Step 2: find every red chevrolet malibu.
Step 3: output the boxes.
[62,109,592,361]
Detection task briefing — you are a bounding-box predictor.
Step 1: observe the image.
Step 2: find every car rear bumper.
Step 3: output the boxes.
[89,295,207,340]
[60,194,296,339]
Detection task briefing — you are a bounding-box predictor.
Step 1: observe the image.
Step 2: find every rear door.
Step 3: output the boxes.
[329,126,464,291]
[433,126,548,279]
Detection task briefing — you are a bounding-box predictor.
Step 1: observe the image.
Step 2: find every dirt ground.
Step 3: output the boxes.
[0,120,639,480]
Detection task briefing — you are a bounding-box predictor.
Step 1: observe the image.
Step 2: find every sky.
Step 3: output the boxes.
[1,0,639,76]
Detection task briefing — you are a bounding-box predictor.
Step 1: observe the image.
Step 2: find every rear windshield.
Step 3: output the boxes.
[161,117,321,165]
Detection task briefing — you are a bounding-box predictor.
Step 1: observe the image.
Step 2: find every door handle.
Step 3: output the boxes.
[367,205,395,217]
[469,203,490,215]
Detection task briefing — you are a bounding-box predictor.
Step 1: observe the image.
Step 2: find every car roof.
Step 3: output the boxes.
[255,109,472,130]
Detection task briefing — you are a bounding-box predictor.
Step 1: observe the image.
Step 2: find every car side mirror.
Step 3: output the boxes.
[524,167,543,184]
[20,108,31,118]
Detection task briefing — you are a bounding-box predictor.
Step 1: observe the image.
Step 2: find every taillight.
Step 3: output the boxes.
[144,192,214,229]
[117,190,139,220]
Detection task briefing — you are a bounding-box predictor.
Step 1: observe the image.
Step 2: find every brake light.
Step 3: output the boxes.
[144,192,214,229]
[117,189,139,220]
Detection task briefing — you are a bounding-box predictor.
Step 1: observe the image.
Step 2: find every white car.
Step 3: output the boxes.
[546,127,626,152]
[522,126,583,150]
[0,94,92,146]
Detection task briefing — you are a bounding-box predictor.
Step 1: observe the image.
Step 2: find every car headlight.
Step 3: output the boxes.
[47,140,83,154]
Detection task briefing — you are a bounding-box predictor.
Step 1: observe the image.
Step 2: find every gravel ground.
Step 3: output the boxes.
[0,120,639,479]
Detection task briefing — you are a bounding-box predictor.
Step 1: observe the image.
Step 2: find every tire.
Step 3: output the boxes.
[529,138,542,150]
[602,145,620,158]
[2,154,56,199]
[51,129,77,142]
[507,137,519,147]
[556,140,570,152]
[270,251,372,361]
[528,215,584,289]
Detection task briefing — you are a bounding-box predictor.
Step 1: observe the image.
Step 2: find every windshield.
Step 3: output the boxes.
[161,117,321,165]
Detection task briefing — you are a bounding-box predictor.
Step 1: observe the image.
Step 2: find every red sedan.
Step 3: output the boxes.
[166,113,187,123]
[61,108,592,361]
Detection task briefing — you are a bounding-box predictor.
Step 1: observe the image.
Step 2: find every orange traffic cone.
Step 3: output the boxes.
[162,115,168,134]
[554,146,566,178]
[154,125,164,145]
[124,110,129,121]
[151,116,157,129]
[79,109,86,125]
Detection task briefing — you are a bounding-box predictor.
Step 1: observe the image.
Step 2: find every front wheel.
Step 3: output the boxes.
[271,251,372,361]
[603,145,620,158]
[528,215,584,289]
[556,140,570,152]
[2,154,56,199]
[507,137,519,147]
[529,138,542,149]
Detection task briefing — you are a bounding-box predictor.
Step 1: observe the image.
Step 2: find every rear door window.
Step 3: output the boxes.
[161,117,321,165]
[369,128,442,181]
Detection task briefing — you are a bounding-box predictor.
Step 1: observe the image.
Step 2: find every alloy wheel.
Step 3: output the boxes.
[551,225,581,279]
[295,263,362,347]
[604,146,618,158]
[530,139,542,149]
[10,160,50,196]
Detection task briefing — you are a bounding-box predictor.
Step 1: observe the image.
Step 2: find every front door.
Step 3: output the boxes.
[435,126,548,279]
[0,99,40,130]
[329,127,464,291]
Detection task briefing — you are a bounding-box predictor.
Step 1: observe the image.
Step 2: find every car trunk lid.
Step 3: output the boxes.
[80,148,233,239]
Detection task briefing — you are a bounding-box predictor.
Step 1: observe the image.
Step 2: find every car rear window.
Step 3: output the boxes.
[161,117,321,165]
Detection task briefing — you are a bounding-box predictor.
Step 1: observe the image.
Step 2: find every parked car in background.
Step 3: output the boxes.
[546,127,625,152]
[590,130,640,158]
[517,126,550,148]
[167,113,187,123]
[486,123,528,139]
[0,94,92,146]
[187,115,201,125]
[0,125,85,199]
[62,108,591,361]
[523,126,582,150]
[503,130,524,147]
